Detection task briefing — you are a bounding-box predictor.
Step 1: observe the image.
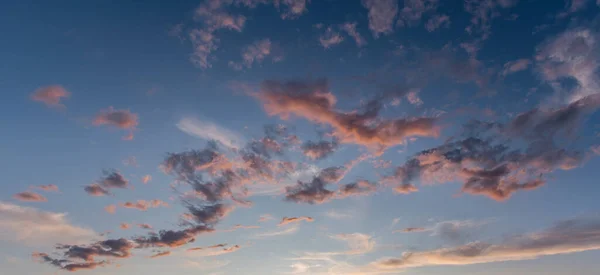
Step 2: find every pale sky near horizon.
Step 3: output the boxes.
[1,0,600,274]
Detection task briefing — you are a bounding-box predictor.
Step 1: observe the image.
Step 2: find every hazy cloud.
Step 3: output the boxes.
[30,85,70,108]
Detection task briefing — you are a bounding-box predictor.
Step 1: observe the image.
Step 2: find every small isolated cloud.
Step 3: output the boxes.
[502,58,531,76]
[278,216,314,226]
[105,205,116,214]
[138,223,153,229]
[177,117,243,149]
[35,184,59,192]
[396,227,429,233]
[13,191,47,202]
[120,199,169,211]
[254,225,299,238]
[142,175,152,184]
[258,214,274,222]
[149,251,171,258]
[324,209,353,220]
[84,171,129,196]
[120,223,130,230]
[0,201,97,246]
[93,107,139,140]
[319,27,344,48]
[30,85,70,108]
[361,0,399,37]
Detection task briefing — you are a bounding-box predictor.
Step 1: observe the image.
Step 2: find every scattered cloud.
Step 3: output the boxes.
[254,225,299,238]
[121,199,169,211]
[362,0,399,37]
[35,184,59,192]
[177,117,243,149]
[30,85,70,109]
[319,27,344,48]
[105,205,116,214]
[503,58,531,76]
[142,175,152,184]
[93,107,138,140]
[13,191,47,202]
[278,216,314,226]
[0,201,97,246]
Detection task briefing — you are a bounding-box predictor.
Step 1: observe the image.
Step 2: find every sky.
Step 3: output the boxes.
[1,0,600,274]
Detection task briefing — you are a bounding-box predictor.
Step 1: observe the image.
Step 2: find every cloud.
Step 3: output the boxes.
[136,226,215,248]
[30,85,70,108]
[340,22,366,47]
[120,223,130,230]
[536,26,599,104]
[187,244,242,257]
[138,223,153,229]
[337,180,378,198]
[396,227,428,233]
[503,58,531,76]
[13,191,47,202]
[35,238,134,271]
[254,225,299,238]
[177,117,243,149]
[361,0,398,37]
[319,27,344,48]
[425,14,450,32]
[302,140,338,160]
[142,175,152,184]
[33,253,106,272]
[229,39,275,70]
[0,201,97,246]
[397,0,441,28]
[278,216,314,226]
[84,184,109,196]
[285,166,343,204]
[105,205,116,214]
[323,209,353,220]
[371,216,600,270]
[150,251,171,258]
[93,107,139,137]
[122,156,138,167]
[255,79,439,150]
[259,214,274,222]
[35,184,59,192]
[120,199,169,211]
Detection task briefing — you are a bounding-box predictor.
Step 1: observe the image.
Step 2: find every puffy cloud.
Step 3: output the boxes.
[278,216,314,226]
[120,223,130,230]
[361,0,398,37]
[371,216,600,270]
[0,201,97,246]
[84,184,109,196]
[284,167,342,204]
[302,140,338,160]
[93,107,138,133]
[13,191,47,202]
[120,199,169,211]
[136,226,215,248]
[536,27,599,104]
[35,184,59,192]
[105,205,116,214]
[275,0,309,19]
[340,22,367,47]
[255,79,439,150]
[337,180,378,198]
[464,0,517,41]
[84,171,129,196]
[425,14,450,32]
[142,175,152,184]
[319,27,344,48]
[30,85,70,108]
[502,58,531,76]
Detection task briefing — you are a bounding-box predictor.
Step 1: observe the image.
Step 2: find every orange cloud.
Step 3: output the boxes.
[278,216,314,226]
[13,191,47,202]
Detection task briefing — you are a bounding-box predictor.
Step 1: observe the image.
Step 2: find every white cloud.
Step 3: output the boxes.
[177,117,243,149]
[0,201,97,246]
[323,209,353,220]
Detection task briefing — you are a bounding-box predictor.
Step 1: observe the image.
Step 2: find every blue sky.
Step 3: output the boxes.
[1,0,600,274]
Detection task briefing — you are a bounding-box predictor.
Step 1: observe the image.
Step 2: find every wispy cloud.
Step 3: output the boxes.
[254,225,299,238]
[0,201,97,246]
[177,117,243,149]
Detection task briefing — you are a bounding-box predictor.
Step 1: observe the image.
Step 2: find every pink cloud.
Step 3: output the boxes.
[13,191,47,202]
[30,85,70,108]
